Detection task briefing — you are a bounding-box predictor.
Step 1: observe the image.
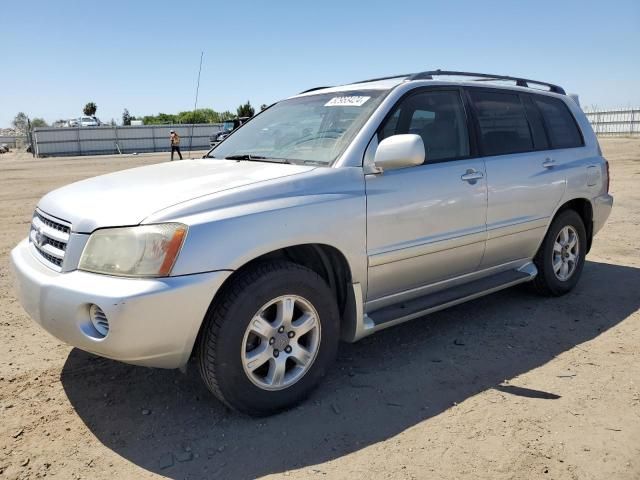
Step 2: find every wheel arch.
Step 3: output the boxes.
[550,197,594,253]
[190,243,356,362]
[235,243,353,313]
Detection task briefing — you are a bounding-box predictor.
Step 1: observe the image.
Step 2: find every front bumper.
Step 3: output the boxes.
[10,239,231,368]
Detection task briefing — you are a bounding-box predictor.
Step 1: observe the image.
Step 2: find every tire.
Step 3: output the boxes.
[197,261,340,416]
[533,209,587,296]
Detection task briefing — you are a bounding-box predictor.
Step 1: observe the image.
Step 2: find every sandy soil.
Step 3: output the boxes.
[0,140,639,480]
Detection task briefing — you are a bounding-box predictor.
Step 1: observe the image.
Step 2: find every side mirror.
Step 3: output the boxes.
[373,134,425,172]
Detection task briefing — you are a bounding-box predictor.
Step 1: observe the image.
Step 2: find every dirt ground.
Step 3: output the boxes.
[0,140,639,480]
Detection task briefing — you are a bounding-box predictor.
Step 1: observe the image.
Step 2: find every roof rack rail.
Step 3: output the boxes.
[298,86,334,94]
[348,74,412,85]
[407,70,566,94]
[300,73,411,93]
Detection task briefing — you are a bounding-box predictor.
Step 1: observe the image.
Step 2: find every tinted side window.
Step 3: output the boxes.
[522,96,549,150]
[379,90,469,162]
[380,109,400,140]
[534,96,583,149]
[469,90,533,156]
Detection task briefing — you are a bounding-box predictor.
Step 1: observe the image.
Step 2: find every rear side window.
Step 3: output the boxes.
[534,96,583,149]
[469,90,533,156]
[522,96,549,150]
[379,90,469,162]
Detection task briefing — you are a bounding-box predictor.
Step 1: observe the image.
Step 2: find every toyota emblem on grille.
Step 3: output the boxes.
[34,227,44,247]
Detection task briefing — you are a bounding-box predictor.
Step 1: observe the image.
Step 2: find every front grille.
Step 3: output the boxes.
[29,209,71,271]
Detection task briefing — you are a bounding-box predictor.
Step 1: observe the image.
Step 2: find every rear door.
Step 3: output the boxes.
[366,88,487,303]
[466,88,567,267]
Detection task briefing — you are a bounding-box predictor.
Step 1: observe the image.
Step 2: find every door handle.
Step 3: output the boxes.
[542,158,556,168]
[461,169,484,183]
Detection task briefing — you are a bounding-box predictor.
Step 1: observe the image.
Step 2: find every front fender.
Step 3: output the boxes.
[148,167,368,291]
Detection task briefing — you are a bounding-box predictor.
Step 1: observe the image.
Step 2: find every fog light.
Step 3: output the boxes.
[89,304,109,337]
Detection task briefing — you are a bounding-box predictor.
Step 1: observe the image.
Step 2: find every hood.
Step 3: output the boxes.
[38,159,315,232]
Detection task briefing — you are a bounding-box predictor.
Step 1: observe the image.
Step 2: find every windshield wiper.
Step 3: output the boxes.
[225,154,266,160]
[225,154,291,164]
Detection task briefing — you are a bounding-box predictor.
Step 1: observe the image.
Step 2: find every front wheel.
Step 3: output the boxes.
[533,209,587,296]
[197,261,340,415]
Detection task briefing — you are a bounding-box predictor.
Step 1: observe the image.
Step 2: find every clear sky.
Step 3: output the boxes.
[1,0,639,128]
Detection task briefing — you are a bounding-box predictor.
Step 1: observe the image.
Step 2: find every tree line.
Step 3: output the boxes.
[123,101,265,125]
[11,101,269,131]
[124,108,237,126]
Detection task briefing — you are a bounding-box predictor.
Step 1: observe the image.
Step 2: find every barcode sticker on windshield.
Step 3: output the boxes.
[325,96,371,107]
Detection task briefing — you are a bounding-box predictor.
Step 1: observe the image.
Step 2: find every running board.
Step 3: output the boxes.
[365,263,537,333]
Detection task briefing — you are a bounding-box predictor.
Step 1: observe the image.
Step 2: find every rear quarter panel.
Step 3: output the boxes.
[536,97,610,248]
[557,98,608,207]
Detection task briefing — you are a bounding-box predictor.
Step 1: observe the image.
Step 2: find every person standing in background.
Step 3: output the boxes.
[169,130,182,161]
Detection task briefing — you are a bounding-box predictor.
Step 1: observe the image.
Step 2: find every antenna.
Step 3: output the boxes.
[188,51,204,157]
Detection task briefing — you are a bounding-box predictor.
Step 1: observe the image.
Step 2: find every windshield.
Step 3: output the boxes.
[222,120,235,130]
[206,90,388,166]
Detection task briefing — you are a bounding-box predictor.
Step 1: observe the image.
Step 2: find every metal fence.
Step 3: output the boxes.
[584,108,640,136]
[32,124,224,157]
[23,107,640,157]
[0,135,27,148]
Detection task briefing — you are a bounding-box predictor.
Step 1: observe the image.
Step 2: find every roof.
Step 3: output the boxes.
[295,70,566,98]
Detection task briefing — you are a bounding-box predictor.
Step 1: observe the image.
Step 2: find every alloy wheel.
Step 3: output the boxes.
[552,225,580,281]
[241,295,321,391]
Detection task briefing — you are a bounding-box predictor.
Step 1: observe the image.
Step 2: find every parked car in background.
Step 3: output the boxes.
[67,116,101,127]
[209,117,250,146]
[11,70,612,416]
[79,116,101,127]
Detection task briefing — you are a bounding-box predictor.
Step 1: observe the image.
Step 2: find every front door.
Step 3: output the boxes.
[365,89,487,304]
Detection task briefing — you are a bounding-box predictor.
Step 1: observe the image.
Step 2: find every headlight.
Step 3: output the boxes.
[79,223,188,277]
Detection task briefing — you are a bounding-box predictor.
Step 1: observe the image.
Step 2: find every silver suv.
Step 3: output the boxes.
[11,71,613,415]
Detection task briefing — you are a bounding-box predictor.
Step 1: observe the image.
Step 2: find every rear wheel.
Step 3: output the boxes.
[533,209,587,296]
[197,261,339,415]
